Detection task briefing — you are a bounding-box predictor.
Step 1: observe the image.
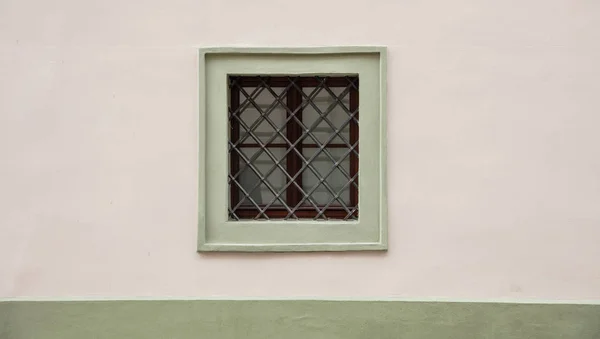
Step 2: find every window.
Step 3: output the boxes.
[228,75,359,220]
[199,47,387,252]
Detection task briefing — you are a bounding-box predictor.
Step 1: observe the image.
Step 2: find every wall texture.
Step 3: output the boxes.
[1,0,600,300]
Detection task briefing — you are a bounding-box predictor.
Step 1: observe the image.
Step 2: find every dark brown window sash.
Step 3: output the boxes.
[349,86,359,207]
[230,76,356,88]
[234,206,357,219]
[229,85,240,208]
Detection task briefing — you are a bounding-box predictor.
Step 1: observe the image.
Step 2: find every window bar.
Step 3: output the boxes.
[228,82,313,183]
[316,77,360,127]
[229,145,296,218]
[228,127,322,219]
[291,79,358,154]
[229,77,294,150]
[285,142,358,219]
[230,76,269,118]
[259,79,359,206]
[232,114,353,219]
[229,142,319,218]
[284,92,359,189]
[228,173,268,220]
[259,80,359,189]
[227,97,323,217]
[314,172,359,220]
[229,76,360,220]
[229,116,325,218]
[229,80,299,181]
[288,80,360,177]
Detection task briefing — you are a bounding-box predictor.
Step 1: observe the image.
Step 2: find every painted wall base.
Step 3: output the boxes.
[1,300,599,338]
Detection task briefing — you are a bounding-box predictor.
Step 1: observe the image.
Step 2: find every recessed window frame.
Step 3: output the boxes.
[198,47,387,252]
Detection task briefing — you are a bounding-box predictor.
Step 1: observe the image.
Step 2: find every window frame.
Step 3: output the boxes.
[228,75,359,220]
[198,47,387,252]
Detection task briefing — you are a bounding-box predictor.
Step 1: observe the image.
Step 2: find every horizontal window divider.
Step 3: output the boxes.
[237,143,352,148]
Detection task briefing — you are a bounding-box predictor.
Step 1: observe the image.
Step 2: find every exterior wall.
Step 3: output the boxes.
[2,0,600,300]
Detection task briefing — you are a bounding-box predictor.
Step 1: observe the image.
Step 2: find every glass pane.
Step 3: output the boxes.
[238,147,287,206]
[239,87,286,144]
[302,87,350,145]
[301,148,351,206]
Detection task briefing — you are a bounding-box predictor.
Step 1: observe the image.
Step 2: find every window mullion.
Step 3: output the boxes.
[286,80,303,209]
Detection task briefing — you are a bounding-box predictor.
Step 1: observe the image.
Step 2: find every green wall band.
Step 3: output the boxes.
[2,300,599,338]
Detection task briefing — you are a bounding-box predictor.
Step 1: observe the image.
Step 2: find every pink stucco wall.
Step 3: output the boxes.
[1,0,599,299]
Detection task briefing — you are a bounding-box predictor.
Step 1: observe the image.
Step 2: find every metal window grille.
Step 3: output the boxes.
[228,76,359,220]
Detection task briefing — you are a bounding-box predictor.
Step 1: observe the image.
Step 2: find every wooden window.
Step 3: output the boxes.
[228,76,359,220]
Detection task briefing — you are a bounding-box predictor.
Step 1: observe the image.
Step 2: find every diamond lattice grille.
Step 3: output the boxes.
[228,76,359,220]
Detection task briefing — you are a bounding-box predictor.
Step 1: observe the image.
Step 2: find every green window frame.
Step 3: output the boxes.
[198,47,387,252]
